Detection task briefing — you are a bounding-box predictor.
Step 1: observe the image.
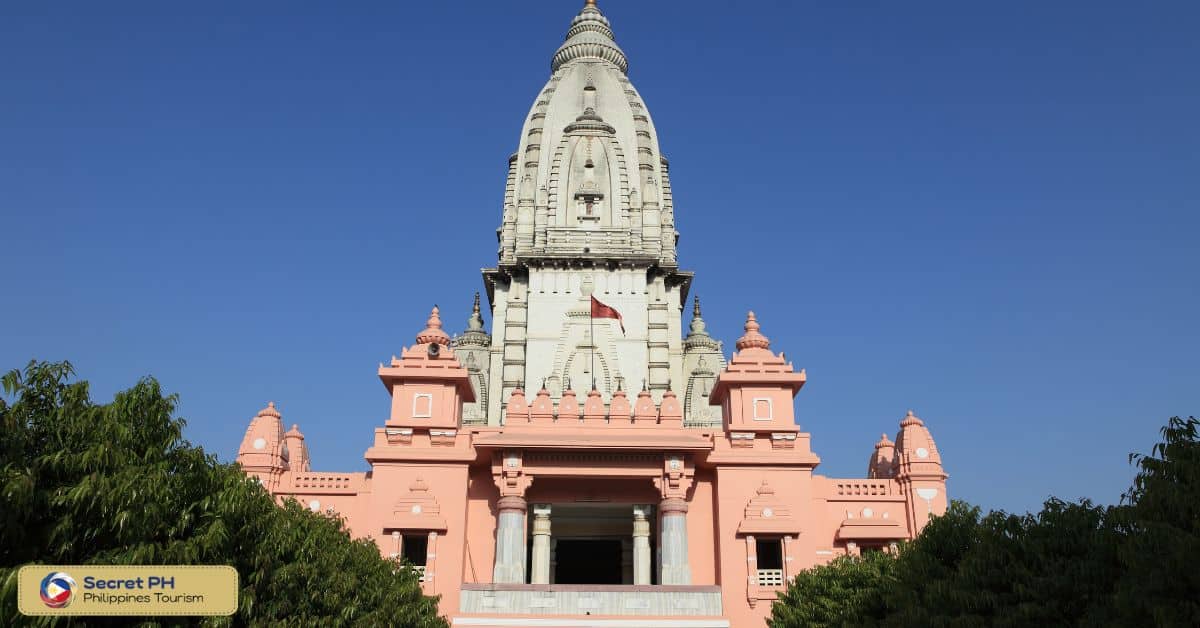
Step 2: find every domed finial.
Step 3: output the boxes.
[900,410,925,427]
[257,401,281,419]
[875,433,894,449]
[415,305,451,346]
[554,0,627,74]
[735,311,771,351]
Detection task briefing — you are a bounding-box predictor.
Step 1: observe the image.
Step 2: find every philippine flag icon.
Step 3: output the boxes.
[39,572,76,609]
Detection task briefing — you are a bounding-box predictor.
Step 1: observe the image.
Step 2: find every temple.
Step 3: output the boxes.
[235,3,948,626]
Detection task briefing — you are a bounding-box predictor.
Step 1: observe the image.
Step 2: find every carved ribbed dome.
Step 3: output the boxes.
[552,2,628,74]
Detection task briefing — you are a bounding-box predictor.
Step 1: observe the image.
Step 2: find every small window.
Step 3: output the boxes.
[753,398,773,421]
[403,534,429,566]
[755,537,785,587]
[412,393,433,418]
[385,530,429,567]
[756,538,783,570]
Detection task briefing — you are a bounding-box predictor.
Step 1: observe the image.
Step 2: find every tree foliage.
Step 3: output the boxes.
[770,416,1200,628]
[0,360,447,627]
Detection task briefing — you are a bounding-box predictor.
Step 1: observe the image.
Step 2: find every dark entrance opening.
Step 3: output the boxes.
[553,539,622,584]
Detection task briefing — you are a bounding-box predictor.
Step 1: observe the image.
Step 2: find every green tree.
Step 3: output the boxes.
[768,550,894,628]
[0,360,447,627]
[1113,416,1200,626]
[770,415,1200,627]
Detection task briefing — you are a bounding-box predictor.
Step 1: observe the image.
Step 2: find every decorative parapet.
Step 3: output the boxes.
[737,481,800,535]
[501,386,695,427]
[831,479,898,498]
[389,476,447,531]
[285,472,366,494]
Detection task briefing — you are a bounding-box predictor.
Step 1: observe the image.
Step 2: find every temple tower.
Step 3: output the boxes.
[481,0,690,424]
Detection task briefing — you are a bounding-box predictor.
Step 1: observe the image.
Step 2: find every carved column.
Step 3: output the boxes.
[530,504,552,584]
[493,495,528,583]
[492,450,532,583]
[632,504,652,585]
[424,531,439,591]
[659,497,690,584]
[655,454,693,585]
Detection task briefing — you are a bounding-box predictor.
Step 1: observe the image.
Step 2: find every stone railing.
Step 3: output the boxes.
[460,584,723,617]
[833,480,895,497]
[756,569,784,587]
[289,473,360,493]
[504,388,686,427]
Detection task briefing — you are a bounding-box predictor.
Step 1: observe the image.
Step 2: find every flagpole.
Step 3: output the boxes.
[590,303,596,391]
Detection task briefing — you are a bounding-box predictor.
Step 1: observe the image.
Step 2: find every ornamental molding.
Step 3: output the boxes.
[737,480,801,535]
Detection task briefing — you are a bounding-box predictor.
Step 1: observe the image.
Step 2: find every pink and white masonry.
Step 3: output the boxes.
[237,309,948,627]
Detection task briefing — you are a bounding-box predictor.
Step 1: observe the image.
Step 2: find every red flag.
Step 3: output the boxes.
[590,296,625,334]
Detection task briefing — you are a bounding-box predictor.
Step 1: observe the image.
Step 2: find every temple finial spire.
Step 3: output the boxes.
[735,311,771,352]
[466,292,485,331]
[416,305,451,346]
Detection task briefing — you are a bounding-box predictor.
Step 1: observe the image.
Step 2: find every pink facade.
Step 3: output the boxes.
[236,308,948,628]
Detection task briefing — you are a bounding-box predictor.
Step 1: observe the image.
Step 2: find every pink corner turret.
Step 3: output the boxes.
[868,433,896,479]
[893,410,949,531]
[236,402,288,489]
[379,306,475,430]
[284,423,311,473]
[710,312,807,434]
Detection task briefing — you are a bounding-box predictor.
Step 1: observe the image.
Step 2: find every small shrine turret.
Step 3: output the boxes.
[893,410,949,531]
[378,306,475,430]
[867,433,896,479]
[236,402,289,490]
[284,423,311,473]
[710,312,807,434]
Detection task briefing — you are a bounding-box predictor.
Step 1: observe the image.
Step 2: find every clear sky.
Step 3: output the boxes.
[2,1,1196,515]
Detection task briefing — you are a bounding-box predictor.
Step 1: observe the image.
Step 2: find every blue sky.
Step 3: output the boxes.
[1,1,1196,515]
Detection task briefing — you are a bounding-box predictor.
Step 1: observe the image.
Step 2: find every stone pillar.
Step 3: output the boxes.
[659,498,690,584]
[499,280,528,425]
[530,504,552,585]
[632,504,652,585]
[647,279,671,398]
[493,495,528,583]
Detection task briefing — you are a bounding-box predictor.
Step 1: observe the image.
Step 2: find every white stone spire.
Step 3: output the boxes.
[482,1,692,424]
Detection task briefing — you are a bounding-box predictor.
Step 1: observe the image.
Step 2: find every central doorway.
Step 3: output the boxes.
[553,539,623,584]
